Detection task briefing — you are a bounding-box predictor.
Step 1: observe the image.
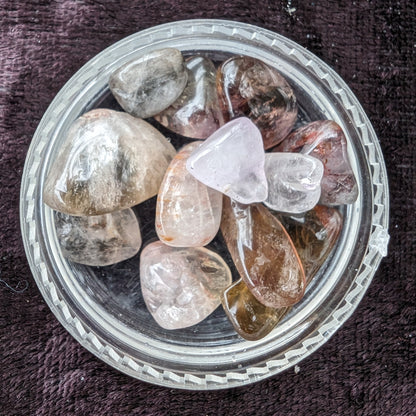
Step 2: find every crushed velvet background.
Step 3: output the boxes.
[1,1,415,415]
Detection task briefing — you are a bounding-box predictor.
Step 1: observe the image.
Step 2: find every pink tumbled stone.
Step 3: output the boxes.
[186,117,268,204]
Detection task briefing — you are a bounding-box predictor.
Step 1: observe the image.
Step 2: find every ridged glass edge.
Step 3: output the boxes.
[20,19,389,390]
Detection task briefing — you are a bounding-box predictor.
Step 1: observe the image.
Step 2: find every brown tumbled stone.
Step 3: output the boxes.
[217,56,297,149]
[220,197,305,309]
[222,205,342,340]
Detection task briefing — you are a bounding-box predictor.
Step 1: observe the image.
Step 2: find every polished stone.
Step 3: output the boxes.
[222,205,342,340]
[186,117,268,204]
[278,205,343,283]
[217,56,297,149]
[222,278,287,341]
[264,152,324,214]
[154,56,224,139]
[54,208,141,266]
[221,197,305,308]
[44,109,176,216]
[275,120,358,205]
[109,48,188,118]
[156,142,223,247]
[140,241,232,330]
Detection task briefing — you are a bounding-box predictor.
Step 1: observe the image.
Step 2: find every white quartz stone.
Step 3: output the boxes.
[264,152,324,214]
[140,241,232,330]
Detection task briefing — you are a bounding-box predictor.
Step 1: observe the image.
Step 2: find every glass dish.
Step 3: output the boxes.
[20,19,389,390]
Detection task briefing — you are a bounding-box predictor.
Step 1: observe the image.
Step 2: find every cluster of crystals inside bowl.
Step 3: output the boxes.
[43,48,358,340]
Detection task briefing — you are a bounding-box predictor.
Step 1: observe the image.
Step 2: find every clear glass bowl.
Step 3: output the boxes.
[20,19,389,390]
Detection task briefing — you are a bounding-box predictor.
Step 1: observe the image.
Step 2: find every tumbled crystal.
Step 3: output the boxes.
[154,56,224,139]
[140,241,232,330]
[109,48,188,118]
[222,205,342,340]
[264,152,324,214]
[156,142,223,247]
[222,278,287,341]
[217,56,297,149]
[43,109,176,216]
[54,208,141,266]
[275,120,358,205]
[278,205,343,283]
[221,197,305,308]
[186,117,268,204]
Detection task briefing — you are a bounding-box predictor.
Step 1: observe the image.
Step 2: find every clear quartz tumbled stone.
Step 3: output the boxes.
[55,208,142,266]
[43,109,176,216]
[109,48,188,119]
[264,152,324,214]
[140,241,232,330]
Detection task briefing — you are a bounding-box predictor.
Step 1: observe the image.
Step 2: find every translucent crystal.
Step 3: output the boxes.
[154,56,224,139]
[217,56,297,149]
[275,120,358,205]
[156,142,223,247]
[140,241,232,330]
[278,205,343,283]
[186,117,268,204]
[222,278,287,341]
[43,109,176,216]
[221,197,305,308]
[222,205,342,340]
[54,208,141,266]
[109,48,188,118]
[264,152,324,214]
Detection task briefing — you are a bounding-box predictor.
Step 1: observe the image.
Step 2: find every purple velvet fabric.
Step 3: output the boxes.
[1,1,415,415]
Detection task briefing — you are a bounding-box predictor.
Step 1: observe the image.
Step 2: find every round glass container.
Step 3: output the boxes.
[20,20,389,390]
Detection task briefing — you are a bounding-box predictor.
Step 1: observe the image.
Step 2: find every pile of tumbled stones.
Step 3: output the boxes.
[44,48,357,340]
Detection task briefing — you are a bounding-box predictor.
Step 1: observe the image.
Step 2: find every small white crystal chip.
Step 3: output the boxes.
[186,117,268,204]
[264,153,324,214]
[140,241,232,330]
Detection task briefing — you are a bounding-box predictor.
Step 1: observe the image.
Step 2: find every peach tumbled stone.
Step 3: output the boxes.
[156,142,223,247]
